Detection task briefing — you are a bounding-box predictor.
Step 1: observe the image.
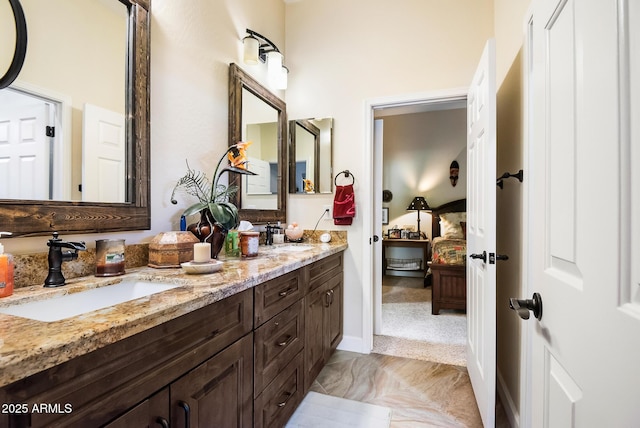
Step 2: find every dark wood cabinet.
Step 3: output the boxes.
[104,389,170,428]
[253,272,305,427]
[1,289,253,428]
[304,255,344,392]
[0,251,345,428]
[253,252,344,427]
[171,334,253,428]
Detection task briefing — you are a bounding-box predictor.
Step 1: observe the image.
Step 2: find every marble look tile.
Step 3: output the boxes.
[310,351,484,427]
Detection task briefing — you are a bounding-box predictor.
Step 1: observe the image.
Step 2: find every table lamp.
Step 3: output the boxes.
[406,196,431,237]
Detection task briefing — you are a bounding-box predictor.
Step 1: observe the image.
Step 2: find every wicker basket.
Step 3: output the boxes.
[386,257,422,271]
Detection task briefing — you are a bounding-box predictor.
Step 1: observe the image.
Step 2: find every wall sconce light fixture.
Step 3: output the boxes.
[243,28,288,90]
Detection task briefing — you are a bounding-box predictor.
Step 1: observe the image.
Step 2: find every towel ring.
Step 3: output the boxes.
[334,170,355,186]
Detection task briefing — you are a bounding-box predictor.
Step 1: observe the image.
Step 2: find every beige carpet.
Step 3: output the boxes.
[373,276,467,366]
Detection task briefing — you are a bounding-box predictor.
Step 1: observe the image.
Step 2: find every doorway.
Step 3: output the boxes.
[367,92,468,366]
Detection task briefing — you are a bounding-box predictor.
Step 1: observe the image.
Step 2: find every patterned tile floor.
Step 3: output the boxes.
[308,350,510,427]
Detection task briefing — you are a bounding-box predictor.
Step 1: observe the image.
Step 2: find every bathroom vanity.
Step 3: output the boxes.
[0,243,345,427]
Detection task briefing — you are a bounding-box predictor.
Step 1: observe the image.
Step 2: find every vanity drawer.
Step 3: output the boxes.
[254,299,304,396]
[306,252,343,294]
[254,269,303,327]
[253,351,304,428]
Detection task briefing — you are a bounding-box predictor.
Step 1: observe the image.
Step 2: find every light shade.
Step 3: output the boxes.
[243,35,259,65]
[406,196,430,211]
[267,51,283,76]
[275,65,288,90]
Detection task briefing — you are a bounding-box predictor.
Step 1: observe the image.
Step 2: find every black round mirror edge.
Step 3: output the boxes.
[0,0,28,90]
[0,0,151,237]
[228,63,287,225]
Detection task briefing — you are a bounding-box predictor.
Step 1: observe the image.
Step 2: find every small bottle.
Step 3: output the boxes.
[0,232,14,298]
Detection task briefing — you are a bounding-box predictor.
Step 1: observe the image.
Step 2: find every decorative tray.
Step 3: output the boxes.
[180,260,223,274]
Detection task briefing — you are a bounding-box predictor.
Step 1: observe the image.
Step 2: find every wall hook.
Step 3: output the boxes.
[497,169,523,189]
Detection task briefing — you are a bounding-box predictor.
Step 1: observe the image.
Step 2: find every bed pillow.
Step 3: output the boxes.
[439,212,466,239]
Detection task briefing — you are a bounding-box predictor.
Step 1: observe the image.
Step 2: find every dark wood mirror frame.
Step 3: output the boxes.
[228,63,287,225]
[0,0,151,237]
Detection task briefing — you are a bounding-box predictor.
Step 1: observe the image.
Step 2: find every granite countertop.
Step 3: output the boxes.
[0,241,347,388]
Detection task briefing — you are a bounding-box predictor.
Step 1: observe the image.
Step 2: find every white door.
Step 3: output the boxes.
[529,0,640,425]
[466,38,497,428]
[82,103,126,202]
[373,119,384,334]
[0,103,49,199]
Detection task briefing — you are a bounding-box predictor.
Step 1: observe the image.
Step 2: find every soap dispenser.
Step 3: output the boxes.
[0,232,14,298]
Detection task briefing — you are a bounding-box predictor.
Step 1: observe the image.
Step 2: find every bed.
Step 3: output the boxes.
[429,199,467,315]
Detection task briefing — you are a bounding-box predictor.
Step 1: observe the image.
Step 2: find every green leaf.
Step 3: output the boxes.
[182,202,207,217]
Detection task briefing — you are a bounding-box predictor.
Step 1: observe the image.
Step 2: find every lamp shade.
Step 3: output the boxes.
[243,35,259,65]
[276,65,288,90]
[267,51,283,76]
[406,196,430,211]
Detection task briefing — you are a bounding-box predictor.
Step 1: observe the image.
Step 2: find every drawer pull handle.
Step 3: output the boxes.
[279,287,292,297]
[178,400,191,428]
[325,291,332,307]
[155,417,170,428]
[277,335,294,347]
[277,392,293,407]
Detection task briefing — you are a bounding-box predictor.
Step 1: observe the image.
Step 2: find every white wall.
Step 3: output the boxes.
[285,0,493,353]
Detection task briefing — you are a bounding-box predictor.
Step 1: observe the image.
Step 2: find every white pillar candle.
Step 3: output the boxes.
[193,242,211,263]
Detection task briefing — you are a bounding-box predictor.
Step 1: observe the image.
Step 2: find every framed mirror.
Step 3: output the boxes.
[228,63,286,225]
[289,117,333,194]
[0,0,150,236]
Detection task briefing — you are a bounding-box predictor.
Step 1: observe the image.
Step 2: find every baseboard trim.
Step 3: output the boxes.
[336,335,368,354]
[497,368,519,428]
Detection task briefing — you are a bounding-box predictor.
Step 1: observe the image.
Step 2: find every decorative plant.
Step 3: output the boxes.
[170,141,256,231]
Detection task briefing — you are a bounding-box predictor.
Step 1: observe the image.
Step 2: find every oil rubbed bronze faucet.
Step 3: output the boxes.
[44,232,87,287]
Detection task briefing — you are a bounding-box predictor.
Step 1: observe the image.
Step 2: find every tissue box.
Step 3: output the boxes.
[148,231,200,268]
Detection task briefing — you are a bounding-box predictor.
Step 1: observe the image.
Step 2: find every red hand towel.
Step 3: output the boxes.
[333,184,356,225]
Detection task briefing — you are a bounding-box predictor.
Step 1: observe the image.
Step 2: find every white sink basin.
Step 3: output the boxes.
[272,244,315,253]
[0,280,180,322]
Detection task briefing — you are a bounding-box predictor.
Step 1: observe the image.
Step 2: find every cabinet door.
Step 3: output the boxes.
[303,283,329,392]
[104,388,169,428]
[171,334,253,428]
[326,273,343,353]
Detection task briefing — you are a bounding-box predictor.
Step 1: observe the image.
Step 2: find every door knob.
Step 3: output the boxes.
[470,251,487,263]
[509,292,542,321]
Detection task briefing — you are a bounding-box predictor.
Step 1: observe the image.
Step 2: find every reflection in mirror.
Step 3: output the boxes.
[289,118,333,194]
[242,88,278,209]
[0,0,151,235]
[0,0,127,202]
[229,63,286,225]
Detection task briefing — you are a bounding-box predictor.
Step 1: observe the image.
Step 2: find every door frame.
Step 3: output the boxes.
[8,80,73,200]
[520,7,535,428]
[362,87,468,353]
